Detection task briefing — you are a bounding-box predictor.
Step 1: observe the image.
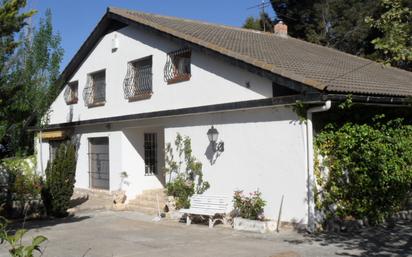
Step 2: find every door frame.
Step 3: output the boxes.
[88,137,110,190]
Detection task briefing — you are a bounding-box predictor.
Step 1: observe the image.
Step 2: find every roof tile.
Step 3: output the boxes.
[109,7,412,96]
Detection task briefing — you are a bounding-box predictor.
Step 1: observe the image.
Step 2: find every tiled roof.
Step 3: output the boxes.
[109,7,412,97]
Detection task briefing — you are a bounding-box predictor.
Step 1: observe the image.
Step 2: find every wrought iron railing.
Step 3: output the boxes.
[83,76,106,107]
[123,62,152,100]
[64,83,78,105]
[164,48,191,84]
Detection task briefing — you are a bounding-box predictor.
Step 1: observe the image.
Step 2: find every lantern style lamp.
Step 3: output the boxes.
[207,126,224,152]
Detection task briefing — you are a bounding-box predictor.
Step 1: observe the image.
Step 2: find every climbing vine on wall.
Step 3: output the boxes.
[164,133,210,209]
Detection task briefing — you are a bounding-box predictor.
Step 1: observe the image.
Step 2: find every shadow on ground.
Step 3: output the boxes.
[69,195,89,208]
[284,220,412,257]
[8,215,91,232]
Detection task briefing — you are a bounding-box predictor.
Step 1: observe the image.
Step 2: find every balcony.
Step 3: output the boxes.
[123,56,153,101]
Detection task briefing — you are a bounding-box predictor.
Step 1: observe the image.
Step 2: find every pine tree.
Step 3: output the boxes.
[42,142,76,217]
[0,7,63,157]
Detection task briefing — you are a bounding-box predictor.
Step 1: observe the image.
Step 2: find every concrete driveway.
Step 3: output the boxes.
[0,210,410,257]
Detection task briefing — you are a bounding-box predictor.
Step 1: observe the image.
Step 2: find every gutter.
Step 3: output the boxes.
[306,100,332,232]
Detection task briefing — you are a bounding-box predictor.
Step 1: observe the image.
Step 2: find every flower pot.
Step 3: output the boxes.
[233,217,277,233]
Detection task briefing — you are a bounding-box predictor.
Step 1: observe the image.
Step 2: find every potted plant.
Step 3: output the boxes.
[232,190,276,233]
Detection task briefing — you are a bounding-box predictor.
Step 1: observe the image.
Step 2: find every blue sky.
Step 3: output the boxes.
[27,0,276,69]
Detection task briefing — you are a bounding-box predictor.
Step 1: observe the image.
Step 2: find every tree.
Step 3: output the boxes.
[0,0,35,155]
[42,142,76,217]
[0,8,63,157]
[366,0,412,70]
[269,0,380,57]
[242,12,274,32]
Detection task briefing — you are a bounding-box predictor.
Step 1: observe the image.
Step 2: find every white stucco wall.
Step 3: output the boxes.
[163,107,308,223]
[46,25,272,125]
[36,20,309,223]
[36,106,308,223]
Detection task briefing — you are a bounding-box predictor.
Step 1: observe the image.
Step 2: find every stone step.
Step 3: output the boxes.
[127,199,166,209]
[126,205,160,215]
[131,195,168,203]
[142,188,166,195]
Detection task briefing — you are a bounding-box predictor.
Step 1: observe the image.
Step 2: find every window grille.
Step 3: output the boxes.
[164,48,191,84]
[144,133,157,175]
[123,56,153,100]
[64,81,78,105]
[83,70,106,107]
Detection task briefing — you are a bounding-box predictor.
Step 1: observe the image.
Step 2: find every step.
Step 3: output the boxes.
[132,195,168,203]
[127,200,166,209]
[126,205,159,215]
[142,188,166,195]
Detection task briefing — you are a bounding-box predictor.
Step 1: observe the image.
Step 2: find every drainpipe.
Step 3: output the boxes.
[306,100,331,232]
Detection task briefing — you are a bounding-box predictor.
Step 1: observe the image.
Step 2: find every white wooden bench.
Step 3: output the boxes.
[179,194,232,228]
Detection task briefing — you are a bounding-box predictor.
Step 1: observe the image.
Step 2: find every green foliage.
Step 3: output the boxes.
[0,217,47,257]
[165,133,210,209]
[315,117,412,224]
[270,0,380,57]
[242,12,273,32]
[365,0,412,70]
[0,7,63,157]
[292,100,307,122]
[233,190,266,220]
[0,156,41,217]
[0,0,35,71]
[41,141,76,217]
[166,176,195,209]
[243,16,262,31]
[337,94,354,110]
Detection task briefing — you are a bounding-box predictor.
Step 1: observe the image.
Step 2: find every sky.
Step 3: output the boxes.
[27,0,276,70]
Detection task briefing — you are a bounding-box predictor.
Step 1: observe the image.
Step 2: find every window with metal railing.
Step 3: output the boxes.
[164,48,191,84]
[123,56,153,101]
[64,81,78,105]
[83,70,106,107]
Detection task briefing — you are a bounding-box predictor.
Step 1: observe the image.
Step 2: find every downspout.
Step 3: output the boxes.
[306,100,331,232]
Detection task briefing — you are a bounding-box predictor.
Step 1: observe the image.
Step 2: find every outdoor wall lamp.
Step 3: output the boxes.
[207,126,224,152]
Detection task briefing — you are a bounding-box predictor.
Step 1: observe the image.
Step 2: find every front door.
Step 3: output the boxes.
[88,137,110,190]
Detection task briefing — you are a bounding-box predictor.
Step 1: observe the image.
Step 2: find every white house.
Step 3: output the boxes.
[34,7,412,227]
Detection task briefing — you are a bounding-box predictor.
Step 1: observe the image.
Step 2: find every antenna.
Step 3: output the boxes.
[247,1,272,32]
[247,1,298,24]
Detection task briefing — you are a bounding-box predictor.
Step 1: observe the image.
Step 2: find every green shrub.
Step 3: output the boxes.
[41,142,76,217]
[0,216,47,257]
[166,176,195,209]
[0,156,41,217]
[315,117,412,224]
[233,190,266,220]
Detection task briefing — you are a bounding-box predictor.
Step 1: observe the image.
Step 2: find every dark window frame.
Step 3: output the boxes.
[64,81,79,105]
[123,56,153,101]
[144,133,158,175]
[164,48,191,84]
[84,69,106,107]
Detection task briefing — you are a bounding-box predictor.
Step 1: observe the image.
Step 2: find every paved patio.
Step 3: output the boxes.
[0,210,411,257]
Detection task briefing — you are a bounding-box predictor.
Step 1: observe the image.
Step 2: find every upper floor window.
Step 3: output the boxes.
[83,70,106,107]
[64,81,78,105]
[164,48,191,84]
[123,56,153,101]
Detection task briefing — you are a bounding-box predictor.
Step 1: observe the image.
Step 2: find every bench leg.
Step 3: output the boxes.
[186,215,192,226]
[209,217,214,228]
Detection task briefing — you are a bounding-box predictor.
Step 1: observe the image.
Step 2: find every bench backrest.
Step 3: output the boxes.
[189,194,232,213]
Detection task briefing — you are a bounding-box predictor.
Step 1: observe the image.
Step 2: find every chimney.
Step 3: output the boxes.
[274,21,288,38]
